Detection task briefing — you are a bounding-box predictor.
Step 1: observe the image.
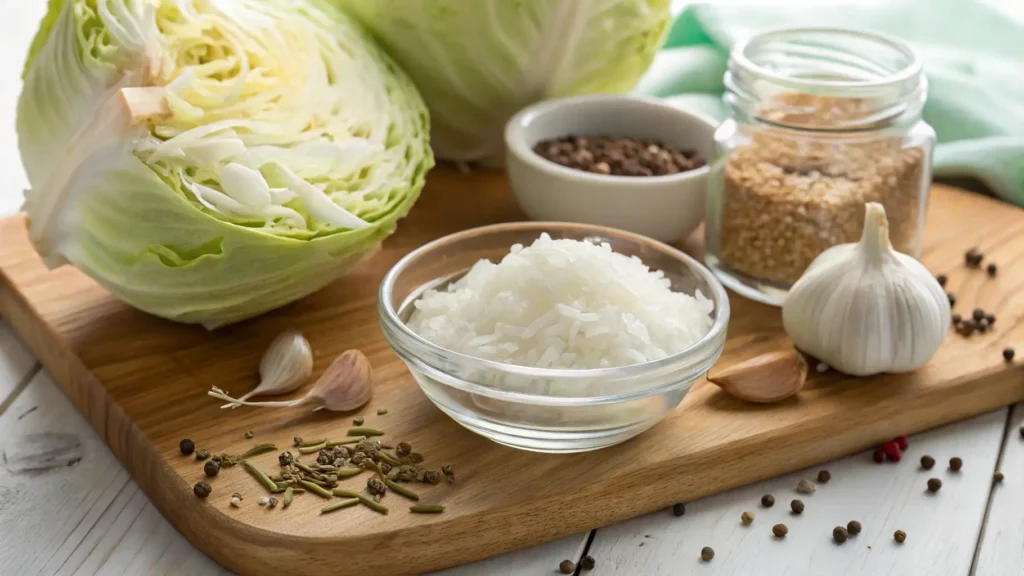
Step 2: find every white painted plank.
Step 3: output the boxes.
[0,319,37,402]
[432,532,591,576]
[0,1,42,218]
[586,410,1007,576]
[0,369,228,576]
[974,402,1024,576]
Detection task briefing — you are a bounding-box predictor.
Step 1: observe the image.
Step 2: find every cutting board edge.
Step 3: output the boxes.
[4,247,1024,574]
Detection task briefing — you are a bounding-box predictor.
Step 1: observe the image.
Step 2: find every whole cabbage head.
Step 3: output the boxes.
[18,0,432,329]
[337,0,672,164]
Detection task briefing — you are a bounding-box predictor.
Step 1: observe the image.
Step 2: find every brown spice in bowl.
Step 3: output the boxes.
[533,136,705,177]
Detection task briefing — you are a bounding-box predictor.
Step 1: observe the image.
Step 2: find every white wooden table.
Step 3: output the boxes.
[2,2,1023,575]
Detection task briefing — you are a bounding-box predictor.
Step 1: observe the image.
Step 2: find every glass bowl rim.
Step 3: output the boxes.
[378,221,731,386]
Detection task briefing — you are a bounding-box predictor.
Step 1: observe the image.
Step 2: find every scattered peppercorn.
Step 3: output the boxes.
[847,521,862,535]
[959,319,977,336]
[230,493,242,507]
[921,455,935,469]
[796,479,816,494]
[894,530,906,543]
[421,470,441,485]
[367,477,386,496]
[950,457,963,472]
[293,436,303,447]
[895,436,908,450]
[672,503,686,517]
[947,292,957,307]
[1004,348,1016,362]
[179,438,195,455]
[986,313,996,325]
[952,313,962,325]
[817,470,831,483]
[244,430,253,439]
[701,546,715,562]
[441,464,455,483]
[927,478,942,493]
[833,526,849,543]
[204,459,221,477]
[396,442,412,457]
[994,471,1005,483]
[195,448,210,461]
[278,451,294,467]
[979,318,990,333]
[965,248,983,268]
[533,135,707,177]
[872,449,885,463]
[761,494,775,508]
[377,408,388,415]
[353,416,364,426]
[772,524,788,538]
[193,481,212,498]
[559,559,575,574]
[580,555,596,571]
[741,511,755,525]
[973,308,985,322]
[987,263,997,277]
[936,274,947,287]
[791,499,805,514]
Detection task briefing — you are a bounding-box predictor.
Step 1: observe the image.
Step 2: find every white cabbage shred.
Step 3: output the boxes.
[407,234,714,369]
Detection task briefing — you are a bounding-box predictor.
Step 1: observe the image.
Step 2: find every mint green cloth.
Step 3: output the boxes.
[637,0,1024,206]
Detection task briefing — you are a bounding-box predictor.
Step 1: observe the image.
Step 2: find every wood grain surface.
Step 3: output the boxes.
[1,168,1023,576]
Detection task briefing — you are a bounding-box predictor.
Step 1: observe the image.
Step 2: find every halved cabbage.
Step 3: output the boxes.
[337,0,672,164]
[18,0,432,328]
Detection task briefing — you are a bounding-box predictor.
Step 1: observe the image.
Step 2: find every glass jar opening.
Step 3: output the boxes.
[725,28,926,131]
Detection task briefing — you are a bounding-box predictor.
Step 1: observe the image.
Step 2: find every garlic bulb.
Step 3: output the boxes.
[782,202,950,376]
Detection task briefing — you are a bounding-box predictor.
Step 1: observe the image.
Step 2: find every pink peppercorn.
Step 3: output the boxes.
[895,436,909,450]
[872,449,885,463]
[881,441,900,457]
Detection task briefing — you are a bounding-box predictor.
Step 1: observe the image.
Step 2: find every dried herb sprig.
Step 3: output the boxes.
[242,461,279,493]
[321,498,360,514]
[385,478,420,501]
[283,486,294,508]
[242,443,277,459]
[410,505,445,514]
[348,427,385,437]
[299,480,333,498]
[298,442,327,454]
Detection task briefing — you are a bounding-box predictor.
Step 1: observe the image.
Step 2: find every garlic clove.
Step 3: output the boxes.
[223,329,313,408]
[707,348,807,404]
[310,349,373,412]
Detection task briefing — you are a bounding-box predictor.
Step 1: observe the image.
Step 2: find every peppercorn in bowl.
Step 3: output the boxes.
[504,95,716,243]
[379,221,729,453]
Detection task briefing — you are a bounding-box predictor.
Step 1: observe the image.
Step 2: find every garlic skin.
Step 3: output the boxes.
[782,202,950,377]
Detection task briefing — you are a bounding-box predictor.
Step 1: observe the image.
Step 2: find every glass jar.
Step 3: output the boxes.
[705,28,935,305]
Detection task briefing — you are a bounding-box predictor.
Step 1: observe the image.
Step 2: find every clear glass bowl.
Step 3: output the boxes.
[379,222,730,453]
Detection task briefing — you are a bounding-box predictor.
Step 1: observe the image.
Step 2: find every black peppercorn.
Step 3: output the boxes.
[948,293,957,307]
[950,457,963,471]
[960,319,977,336]
[986,313,996,325]
[894,530,906,543]
[979,318,990,333]
[936,274,947,287]
[278,451,294,467]
[790,499,804,514]
[761,494,775,508]
[847,520,862,535]
[772,524,788,538]
[179,439,195,455]
[195,448,209,461]
[921,455,935,469]
[833,526,849,543]
[701,547,715,561]
[1004,348,1015,362]
[927,478,942,493]
[672,503,686,517]
[204,459,221,477]
[817,469,831,483]
[973,308,985,322]
[952,313,962,325]
[965,248,983,268]
[193,481,212,498]
[559,560,575,574]
[580,555,596,571]
[987,263,997,277]
[994,471,1005,483]
[421,470,441,485]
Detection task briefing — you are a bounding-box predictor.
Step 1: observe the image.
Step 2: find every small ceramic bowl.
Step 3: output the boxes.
[504,95,717,243]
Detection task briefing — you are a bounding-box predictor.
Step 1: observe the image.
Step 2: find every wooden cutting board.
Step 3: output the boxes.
[1,168,1023,576]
